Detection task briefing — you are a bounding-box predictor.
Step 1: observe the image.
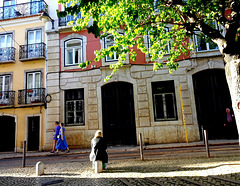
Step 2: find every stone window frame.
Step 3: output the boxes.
[64,38,83,66]
[193,21,225,53]
[0,73,12,93]
[0,30,15,63]
[60,33,87,70]
[100,30,129,66]
[151,80,178,121]
[64,88,85,126]
[144,25,172,63]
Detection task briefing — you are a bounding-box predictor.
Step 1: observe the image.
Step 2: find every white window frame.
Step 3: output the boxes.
[0,33,13,61]
[27,29,42,58]
[64,39,83,66]
[104,33,124,62]
[145,26,171,62]
[27,71,41,89]
[100,31,129,66]
[0,74,11,105]
[0,74,10,92]
[26,71,41,103]
[0,33,12,48]
[148,27,171,55]
[60,34,87,70]
[194,21,224,52]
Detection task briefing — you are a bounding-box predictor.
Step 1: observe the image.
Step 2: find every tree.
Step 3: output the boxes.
[58,0,240,142]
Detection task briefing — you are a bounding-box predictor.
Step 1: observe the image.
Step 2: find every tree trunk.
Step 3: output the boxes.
[224,56,240,144]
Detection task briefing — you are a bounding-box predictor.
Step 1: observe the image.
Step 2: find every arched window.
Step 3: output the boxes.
[64,39,83,66]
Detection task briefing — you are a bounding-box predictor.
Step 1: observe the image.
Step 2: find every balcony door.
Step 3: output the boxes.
[0,34,12,61]
[26,72,41,103]
[0,75,10,105]
[27,29,41,58]
[31,0,43,15]
[3,0,15,19]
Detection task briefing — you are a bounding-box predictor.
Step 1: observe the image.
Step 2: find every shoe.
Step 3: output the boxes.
[55,151,58,154]
[50,150,54,153]
[67,150,70,153]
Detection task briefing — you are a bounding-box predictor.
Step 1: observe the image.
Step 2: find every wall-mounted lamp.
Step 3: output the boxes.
[39,12,55,29]
[44,94,52,109]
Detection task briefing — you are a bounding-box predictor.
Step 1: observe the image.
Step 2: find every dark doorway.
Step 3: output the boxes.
[27,116,40,151]
[0,116,15,152]
[102,82,137,146]
[193,69,236,139]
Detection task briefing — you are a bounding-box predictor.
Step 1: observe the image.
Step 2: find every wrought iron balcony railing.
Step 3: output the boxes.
[18,88,45,105]
[0,0,47,20]
[59,13,82,27]
[0,91,15,106]
[0,47,15,62]
[19,43,46,60]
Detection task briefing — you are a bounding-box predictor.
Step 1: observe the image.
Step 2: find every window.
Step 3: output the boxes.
[26,71,41,103]
[0,33,13,61]
[104,33,123,62]
[0,75,10,104]
[194,34,218,52]
[58,1,82,26]
[65,39,83,66]
[65,89,84,126]
[194,22,219,52]
[3,0,15,19]
[148,27,171,56]
[152,81,177,121]
[27,29,42,58]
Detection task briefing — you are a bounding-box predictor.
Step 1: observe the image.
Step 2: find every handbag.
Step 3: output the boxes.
[57,135,61,139]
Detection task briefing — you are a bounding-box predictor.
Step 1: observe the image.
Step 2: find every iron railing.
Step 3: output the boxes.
[0,91,15,106]
[0,47,15,62]
[19,43,46,60]
[18,88,45,105]
[59,13,82,27]
[0,0,48,20]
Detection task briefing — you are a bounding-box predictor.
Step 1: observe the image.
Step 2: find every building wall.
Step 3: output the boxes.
[0,7,47,152]
[46,28,225,149]
[44,0,228,149]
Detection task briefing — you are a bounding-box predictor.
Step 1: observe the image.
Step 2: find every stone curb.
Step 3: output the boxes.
[0,141,238,160]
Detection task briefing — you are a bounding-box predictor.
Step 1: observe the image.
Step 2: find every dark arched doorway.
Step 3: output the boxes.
[0,116,15,152]
[102,82,137,146]
[193,69,237,139]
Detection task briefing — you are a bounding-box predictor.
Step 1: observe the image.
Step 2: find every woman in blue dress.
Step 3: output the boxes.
[56,123,70,153]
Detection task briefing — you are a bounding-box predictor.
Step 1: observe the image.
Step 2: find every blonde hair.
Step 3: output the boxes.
[94,130,103,138]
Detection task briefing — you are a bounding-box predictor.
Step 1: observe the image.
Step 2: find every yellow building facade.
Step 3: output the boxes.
[0,0,49,152]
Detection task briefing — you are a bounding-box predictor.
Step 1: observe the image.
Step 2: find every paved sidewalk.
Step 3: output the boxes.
[0,139,238,160]
[0,139,240,186]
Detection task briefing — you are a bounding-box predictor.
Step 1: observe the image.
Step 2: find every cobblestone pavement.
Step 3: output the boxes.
[0,151,240,185]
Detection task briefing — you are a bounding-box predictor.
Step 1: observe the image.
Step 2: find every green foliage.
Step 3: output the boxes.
[57,0,239,80]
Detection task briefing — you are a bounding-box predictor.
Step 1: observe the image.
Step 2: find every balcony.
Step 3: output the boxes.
[59,13,82,27]
[0,91,15,106]
[0,47,15,62]
[0,0,47,20]
[19,43,46,61]
[18,88,45,105]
